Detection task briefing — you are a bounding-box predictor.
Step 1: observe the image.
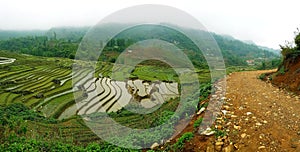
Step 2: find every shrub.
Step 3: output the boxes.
[258,73,266,80]
[173,132,194,150]
[279,66,285,75]
[193,117,203,128]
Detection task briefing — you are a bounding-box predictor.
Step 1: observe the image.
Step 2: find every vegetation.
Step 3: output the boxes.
[258,73,266,80]
[0,25,279,68]
[193,117,203,128]
[172,132,194,150]
[280,28,300,59]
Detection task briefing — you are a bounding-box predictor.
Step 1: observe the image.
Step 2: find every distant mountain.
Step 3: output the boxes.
[243,40,256,45]
[0,25,280,67]
[0,30,45,40]
[257,46,281,55]
[46,26,89,41]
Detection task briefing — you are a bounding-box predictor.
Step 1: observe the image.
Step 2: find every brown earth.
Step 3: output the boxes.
[160,70,300,152]
[271,55,300,94]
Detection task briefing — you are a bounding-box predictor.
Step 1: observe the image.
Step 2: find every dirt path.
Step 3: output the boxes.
[223,70,300,151]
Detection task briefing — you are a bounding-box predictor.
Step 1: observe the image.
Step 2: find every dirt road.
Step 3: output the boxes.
[223,70,300,151]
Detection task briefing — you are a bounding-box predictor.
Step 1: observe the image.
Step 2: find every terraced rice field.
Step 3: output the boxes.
[0,52,180,121]
[75,77,179,115]
[0,57,16,64]
[0,51,211,146]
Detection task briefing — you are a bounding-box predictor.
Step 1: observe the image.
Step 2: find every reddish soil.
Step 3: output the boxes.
[156,70,300,152]
[271,55,300,94]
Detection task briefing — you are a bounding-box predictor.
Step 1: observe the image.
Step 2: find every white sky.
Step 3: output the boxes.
[0,0,299,49]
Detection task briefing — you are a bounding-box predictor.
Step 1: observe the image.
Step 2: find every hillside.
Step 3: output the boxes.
[266,30,300,94]
[0,30,45,40]
[0,25,280,68]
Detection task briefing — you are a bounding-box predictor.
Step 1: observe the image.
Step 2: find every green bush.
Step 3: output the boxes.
[279,66,285,74]
[258,73,266,80]
[173,132,194,150]
[193,117,203,128]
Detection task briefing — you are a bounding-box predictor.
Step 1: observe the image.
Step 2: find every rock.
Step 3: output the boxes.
[246,112,252,115]
[215,141,224,146]
[206,144,215,152]
[234,144,239,149]
[258,146,266,149]
[215,145,222,151]
[221,110,229,115]
[150,143,159,149]
[231,115,238,118]
[263,120,268,124]
[241,133,247,138]
[223,143,234,152]
[224,105,230,110]
[291,144,297,148]
[234,125,241,130]
[256,122,262,126]
[197,107,206,115]
[200,127,215,136]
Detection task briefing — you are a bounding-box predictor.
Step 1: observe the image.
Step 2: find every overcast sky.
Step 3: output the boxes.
[0,0,299,49]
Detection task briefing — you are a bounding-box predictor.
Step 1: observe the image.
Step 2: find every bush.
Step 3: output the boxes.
[173,132,194,150]
[193,117,203,128]
[278,66,285,75]
[258,73,266,80]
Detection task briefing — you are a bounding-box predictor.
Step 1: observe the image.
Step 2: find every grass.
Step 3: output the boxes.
[173,132,194,150]
[193,117,203,128]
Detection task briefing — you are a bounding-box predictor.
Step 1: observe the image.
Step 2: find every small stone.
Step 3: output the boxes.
[258,146,266,149]
[215,145,222,151]
[241,133,247,138]
[224,105,230,110]
[223,143,234,152]
[231,115,238,118]
[246,112,252,115]
[197,107,206,115]
[215,141,224,146]
[234,144,239,149]
[234,125,241,130]
[200,127,215,136]
[256,122,262,126]
[221,110,229,115]
[150,143,159,149]
[206,144,215,152]
[263,120,268,124]
[291,144,297,148]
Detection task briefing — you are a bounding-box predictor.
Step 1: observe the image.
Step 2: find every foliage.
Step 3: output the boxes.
[172,132,194,150]
[258,73,266,80]
[0,25,280,68]
[280,29,300,58]
[278,66,285,75]
[199,83,212,101]
[0,36,78,59]
[0,136,139,152]
[214,129,227,137]
[193,117,203,128]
